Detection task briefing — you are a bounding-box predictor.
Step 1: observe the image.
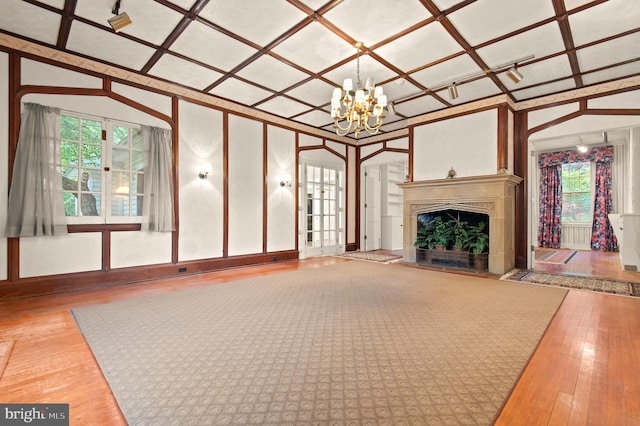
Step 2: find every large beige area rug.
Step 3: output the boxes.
[73,262,567,425]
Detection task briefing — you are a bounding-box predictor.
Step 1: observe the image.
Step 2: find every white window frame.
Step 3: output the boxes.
[59,111,145,225]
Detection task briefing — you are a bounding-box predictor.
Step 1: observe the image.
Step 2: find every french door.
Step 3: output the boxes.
[300,163,343,257]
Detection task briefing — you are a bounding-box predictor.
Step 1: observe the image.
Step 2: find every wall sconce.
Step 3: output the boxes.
[447,83,459,100]
[198,171,209,180]
[108,0,132,32]
[279,174,292,187]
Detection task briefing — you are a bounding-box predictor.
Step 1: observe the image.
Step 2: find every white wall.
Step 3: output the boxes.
[111,231,172,268]
[228,115,263,256]
[178,100,224,261]
[0,52,8,280]
[413,109,498,180]
[20,233,102,277]
[267,125,296,252]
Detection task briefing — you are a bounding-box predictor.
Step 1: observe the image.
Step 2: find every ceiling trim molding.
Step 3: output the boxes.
[515,76,640,111]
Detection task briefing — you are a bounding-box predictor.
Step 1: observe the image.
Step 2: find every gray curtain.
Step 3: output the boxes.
[5,103,68,237]
[142,126,174,232]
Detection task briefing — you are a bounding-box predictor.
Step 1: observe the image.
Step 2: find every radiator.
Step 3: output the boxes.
[561,224,591,250]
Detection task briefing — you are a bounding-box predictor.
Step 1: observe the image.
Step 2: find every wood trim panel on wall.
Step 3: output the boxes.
[497,105,509,172]
[0,251,300,299]
[7,52,21,282]
[513,110,529,269]
[263,123,268,254]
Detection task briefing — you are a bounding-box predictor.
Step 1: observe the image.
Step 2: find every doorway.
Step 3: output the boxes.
[362,160,406,252]
[301,163,343,257]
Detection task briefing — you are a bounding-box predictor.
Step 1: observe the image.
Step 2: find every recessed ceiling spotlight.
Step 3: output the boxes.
[108,0,132,32]
[576,144,589,153]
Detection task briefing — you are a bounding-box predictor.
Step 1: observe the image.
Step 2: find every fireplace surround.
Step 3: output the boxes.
[399,174,523,275]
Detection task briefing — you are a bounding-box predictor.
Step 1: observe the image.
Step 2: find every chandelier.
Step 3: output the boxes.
[330,42,387,137]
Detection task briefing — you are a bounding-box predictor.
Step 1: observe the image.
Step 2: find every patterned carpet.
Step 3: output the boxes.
[73,262,567,425]
[337,251,403,263]
[503,270,640,297]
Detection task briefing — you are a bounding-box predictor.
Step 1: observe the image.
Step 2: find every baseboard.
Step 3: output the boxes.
[0,250,299,299]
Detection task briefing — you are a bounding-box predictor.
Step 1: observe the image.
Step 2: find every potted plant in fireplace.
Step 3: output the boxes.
[468,221,489,271]
[447,213,470,252]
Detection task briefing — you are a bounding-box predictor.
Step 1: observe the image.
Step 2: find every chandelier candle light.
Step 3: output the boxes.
[331,42,387,137]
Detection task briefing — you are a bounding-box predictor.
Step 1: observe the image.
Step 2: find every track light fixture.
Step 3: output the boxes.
[506,65,524,83]
[447,83,459,100]
[108,0,132,32]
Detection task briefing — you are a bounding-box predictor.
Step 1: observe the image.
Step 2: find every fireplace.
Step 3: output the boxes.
[399,174,523,275]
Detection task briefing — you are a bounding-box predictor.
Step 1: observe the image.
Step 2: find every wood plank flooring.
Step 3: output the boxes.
[1,253,639,425]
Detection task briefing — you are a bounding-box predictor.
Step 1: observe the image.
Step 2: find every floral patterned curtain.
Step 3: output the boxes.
[538,165,562,248]
[538,146,617,251]
[591,160,618,251]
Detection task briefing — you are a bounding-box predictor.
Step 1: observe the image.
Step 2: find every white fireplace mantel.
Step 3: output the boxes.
[399,174,523,275]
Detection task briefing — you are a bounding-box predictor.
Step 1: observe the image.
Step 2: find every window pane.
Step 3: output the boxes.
[83,168,102,193]
[80,193,100,216]
[134,196,144,216]
[133,173,144,194]
[62,167,78,191]
[132,150,144,172]
[63,193,78,216]
[81,143,101,167]
[61,141,79,165]
[112,171,130,195]
[113,126,129,146]
[60,116,79,140]
[111,194,130,216]
[112,147,130,170]
[81,119,102,142]
[561,162,591,223]
[131,128,144,149]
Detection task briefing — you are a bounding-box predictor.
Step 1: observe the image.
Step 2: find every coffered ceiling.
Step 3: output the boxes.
[1,0,639,140]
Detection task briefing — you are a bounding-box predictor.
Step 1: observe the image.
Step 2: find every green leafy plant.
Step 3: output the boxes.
[467,221,489,254]
[447,213,470,251]
[414,216,452,250]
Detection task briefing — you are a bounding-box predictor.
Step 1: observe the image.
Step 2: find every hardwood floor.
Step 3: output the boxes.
[1,254,639,425]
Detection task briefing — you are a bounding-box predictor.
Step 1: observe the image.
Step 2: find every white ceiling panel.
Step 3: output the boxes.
[410,54,483,89]
[477,23,564,69]
[512,78,576,101]
[67,21,155,71]
[37,0,64,8]
[569,0,640,46]
[447,0,556,45]
[170,20,258,72]
[576,32,640,72]
[1,0,60,45]
[209,77,273,107]
[257,96,310,118]
[324,55,396,89]
[441,77,502,106]
[236,54,310,92]
[74,0,183,46]
[148,54,224,90]
[380,80,423,105]
[323,0,433,47]
[432,0,469,10]
[394,95,446,118]
[374,22,462,72]
[271,22,354,73]
[498,56,573,90]
[298,0,328,11]
[199,1,308,47]
[563,0,600,11]
[294,109,333,128]
[582,61,640,86]
[165,0,198,10]
[285,79,337,108]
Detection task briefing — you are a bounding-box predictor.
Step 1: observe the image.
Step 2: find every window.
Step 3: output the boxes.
[59,112,145,224]
[561,162,592,223]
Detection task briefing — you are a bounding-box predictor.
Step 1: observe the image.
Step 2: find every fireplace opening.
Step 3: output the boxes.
[415,209,490,271]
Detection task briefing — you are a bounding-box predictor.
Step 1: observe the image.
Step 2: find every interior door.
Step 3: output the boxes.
[302,164,342,257]
[364,166,381,251]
